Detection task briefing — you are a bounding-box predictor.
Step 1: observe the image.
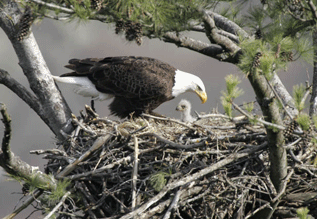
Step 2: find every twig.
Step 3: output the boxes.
[283,138,302,149]
[0,104,57,192]
[162,188,182,219]
[0,103,12,159]
[120,142,267,219]
[71,114,97,136]
[245,169,294,219]
[142,113,194,130]
[67,153,133,180]
[43,191,71,219]
[131,136,139,210]
[3,189,43,219]
[30,0,74,13]
[140,132,207,149]
[300,85,312,108]
[231,102,285,130]
[30,148,68,157]
[56,134,111,179]
[194,111,230,120]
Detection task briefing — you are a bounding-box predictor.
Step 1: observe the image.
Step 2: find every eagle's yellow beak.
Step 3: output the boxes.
[195,90,207,104]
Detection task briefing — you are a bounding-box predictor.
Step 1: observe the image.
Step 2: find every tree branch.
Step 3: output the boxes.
[205,11,249,39]
[203,12,241,56]
[0,68,43,118]
[0,0,73,140]
[0,104,57,191]
[163,32,227,61]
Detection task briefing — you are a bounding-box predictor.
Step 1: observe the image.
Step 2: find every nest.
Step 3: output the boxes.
[34,106,317,218]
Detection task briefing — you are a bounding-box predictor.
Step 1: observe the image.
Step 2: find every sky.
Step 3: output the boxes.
[0,15,313,218]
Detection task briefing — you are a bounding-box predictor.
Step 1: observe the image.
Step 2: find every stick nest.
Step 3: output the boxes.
[39,106,317,219]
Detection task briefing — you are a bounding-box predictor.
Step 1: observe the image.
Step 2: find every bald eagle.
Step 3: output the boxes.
[52,56,207,118]
[176,99,196,123]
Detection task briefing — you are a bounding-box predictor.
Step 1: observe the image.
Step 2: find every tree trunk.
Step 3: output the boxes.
[0,0,73,140]
[247,69,287,218]
[310,30,317,116]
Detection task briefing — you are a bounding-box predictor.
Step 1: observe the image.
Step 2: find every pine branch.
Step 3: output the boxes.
[203,11,241,56]
[205,10,249,39]
[162,32,227,61]
[29,0,74,13]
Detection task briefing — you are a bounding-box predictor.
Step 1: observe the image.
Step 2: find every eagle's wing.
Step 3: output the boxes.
[62,56,175,100]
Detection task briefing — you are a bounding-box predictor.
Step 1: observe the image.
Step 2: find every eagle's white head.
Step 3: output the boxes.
[172,70,207,104]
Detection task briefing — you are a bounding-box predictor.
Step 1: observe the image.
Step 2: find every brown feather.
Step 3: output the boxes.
[61,56,176,118]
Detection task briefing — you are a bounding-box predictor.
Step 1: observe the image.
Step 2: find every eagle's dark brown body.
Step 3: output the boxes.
[62,56,176,118]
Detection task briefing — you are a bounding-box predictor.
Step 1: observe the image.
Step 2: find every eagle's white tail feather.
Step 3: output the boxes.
[53,75,114,101]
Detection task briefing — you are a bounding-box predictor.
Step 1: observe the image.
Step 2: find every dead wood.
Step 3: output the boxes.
[3,106,317,218]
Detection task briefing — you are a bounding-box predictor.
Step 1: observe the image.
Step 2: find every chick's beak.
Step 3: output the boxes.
[195,90,207,104]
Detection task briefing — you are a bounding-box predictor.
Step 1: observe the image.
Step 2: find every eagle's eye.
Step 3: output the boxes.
[196,85,202,91]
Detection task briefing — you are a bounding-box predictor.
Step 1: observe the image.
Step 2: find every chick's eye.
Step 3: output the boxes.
[181,105,186,109]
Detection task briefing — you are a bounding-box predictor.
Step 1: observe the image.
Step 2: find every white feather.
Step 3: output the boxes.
[176,99,196,122]
[52,76,113,101]
[172,69,206,97]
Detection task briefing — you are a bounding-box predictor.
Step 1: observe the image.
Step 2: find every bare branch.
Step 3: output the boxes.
[0,69,42,118]
[203,12,241,56]
[205,10,249,39]
[140,132,207,149]
[231,102,286,130]
[0,103,12,160]
[0,0,73,139]
[162,32,229,62]
[131,136,139,210]
[162,188,182,219]
[56,134,111,179]
[29,0,74,13]
[3,189,43,219]
[0,104,57,191]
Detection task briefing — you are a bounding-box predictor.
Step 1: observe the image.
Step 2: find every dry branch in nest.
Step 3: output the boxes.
[15,106,317,218]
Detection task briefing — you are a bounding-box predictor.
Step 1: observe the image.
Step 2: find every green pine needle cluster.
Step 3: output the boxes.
[40,179,72,211]
[297,207,310,219]
[24,0,214,38]
[238,3,314,77]
[49,179,71,202]
[296,113,311,131]
[244,102,254,113]
[149,171,169,192]
[293,84,306,112]
[221,74,244,117]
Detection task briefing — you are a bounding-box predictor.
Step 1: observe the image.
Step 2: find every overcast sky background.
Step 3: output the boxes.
[0,15,312,218]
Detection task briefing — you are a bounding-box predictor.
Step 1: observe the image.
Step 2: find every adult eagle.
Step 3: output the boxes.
[53,56,207,118]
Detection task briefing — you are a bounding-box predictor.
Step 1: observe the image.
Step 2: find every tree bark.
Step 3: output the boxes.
[0,0,73,140]
[247,69,287,218]
[310,30,317,116]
